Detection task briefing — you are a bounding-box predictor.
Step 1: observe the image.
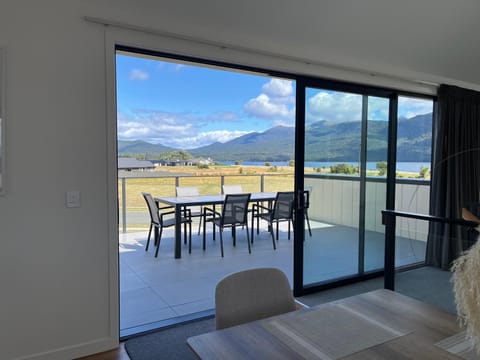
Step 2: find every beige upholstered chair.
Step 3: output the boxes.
[215,267,297,329]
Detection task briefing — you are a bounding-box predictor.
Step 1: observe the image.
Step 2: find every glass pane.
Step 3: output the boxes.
[303,88,362,286]
[395,96,433,267]
[364,97,389,272]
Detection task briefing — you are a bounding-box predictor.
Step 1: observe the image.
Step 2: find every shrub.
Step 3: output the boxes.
[419,166,430,178]
[330,163,356,174]
[376,161,387,176]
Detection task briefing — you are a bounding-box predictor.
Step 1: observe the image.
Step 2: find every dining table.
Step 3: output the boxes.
[187,289,473,359]
[156,192,277,258]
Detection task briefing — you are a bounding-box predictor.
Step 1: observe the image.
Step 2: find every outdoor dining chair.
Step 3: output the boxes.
[251,191,295,250]
[222,184,243,194]
[304,189,312,237]
[204,193,251,257]
[176,186,205,238]
[142,192,192,257]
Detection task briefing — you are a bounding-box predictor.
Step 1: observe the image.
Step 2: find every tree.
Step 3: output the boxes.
[376,161,387,176]
[330,163,357,174]
[419,166,429,178]
[288,160,295,167]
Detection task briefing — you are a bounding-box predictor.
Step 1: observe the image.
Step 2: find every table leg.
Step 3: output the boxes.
[175,203,182,259]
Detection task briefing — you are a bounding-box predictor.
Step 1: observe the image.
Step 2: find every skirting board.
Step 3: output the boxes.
[10,336,118,360]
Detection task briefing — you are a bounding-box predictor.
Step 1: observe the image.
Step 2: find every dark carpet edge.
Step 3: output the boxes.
[125,316,215,360]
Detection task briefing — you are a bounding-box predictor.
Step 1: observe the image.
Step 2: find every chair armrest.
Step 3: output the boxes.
[204,207,221,218]
[160,208,191,221]
[158,205,174,211]
[252,203,271,214]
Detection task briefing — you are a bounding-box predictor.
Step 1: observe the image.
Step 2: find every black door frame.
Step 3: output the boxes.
[293,77,398,296]
[114,44,434,298]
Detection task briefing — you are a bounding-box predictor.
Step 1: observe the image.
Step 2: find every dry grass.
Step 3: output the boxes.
[118,164,422,211]
[119,165,295,210]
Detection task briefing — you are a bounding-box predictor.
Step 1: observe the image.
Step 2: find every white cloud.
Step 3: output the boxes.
[117,110,251,149]
[176,130,252,149]
[243,78,295,124]
[368,97,389,121]
[129,69,150,81]
[244,94,293,119]
[307,91,362,123]
[398,97,433,118]
[262,79,293,98]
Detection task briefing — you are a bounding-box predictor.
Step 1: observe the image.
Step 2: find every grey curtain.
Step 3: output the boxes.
[427,84,480,269]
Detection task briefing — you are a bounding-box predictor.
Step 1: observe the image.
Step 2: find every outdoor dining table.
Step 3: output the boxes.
[156,192,278,258]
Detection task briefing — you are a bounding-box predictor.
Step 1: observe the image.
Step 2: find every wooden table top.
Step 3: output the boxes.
[187,289,470,359]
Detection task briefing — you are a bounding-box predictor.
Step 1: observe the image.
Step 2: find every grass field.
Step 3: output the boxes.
[119,165,295,211]
[118,164,424,212]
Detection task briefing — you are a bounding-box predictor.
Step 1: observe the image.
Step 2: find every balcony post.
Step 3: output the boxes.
[122,177,127,234]
[383,211,396,290]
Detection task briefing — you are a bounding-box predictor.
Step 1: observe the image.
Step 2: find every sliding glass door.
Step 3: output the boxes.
[296,81,393,291]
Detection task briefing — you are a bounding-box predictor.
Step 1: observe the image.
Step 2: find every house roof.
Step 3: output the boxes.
[117,157,155,169]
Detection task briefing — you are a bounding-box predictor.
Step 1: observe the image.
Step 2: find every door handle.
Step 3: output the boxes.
[297,190,305,210]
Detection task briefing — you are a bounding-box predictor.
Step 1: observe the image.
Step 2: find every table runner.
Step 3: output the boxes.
[262,303,410,360]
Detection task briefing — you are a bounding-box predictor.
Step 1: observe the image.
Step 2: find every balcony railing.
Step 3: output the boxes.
[118,173,430,237]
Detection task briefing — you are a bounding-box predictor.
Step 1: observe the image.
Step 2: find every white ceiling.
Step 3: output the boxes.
[86,0,480,89]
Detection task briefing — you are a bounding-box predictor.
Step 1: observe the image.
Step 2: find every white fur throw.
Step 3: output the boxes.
[451,229,480,352]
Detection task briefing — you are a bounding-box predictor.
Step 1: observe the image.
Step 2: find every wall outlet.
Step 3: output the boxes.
[66,190,81,208]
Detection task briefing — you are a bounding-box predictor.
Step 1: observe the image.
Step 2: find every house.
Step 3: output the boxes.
[1,1,480,359]
[117,157,155,171]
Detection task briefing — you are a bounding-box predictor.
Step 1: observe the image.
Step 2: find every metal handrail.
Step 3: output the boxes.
[381,209,478,290]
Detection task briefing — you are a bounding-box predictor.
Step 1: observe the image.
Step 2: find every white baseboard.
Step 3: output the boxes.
[11,336,118,360]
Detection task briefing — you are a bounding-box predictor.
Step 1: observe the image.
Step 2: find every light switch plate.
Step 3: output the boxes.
[66,190,81,208]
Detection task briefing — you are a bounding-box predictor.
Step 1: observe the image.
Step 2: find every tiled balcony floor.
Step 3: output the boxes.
[120,220,426,332]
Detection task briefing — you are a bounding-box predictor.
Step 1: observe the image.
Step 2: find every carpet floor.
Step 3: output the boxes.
[125,317,215,359]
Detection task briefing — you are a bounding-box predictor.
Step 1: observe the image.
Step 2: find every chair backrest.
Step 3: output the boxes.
[215,268,296,329]
[176,186,199,197]
[221,193,251,226]
[222,184,243,194]
[272,191,294,220]
[304,189,310,209]
[142,192,160,224]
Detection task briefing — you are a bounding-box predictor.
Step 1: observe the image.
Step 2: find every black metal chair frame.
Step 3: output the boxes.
[304,190,312,237]
[176,186,208,238]
[251,191,295,250]
[142,192,192,257]
[204,193,252,257]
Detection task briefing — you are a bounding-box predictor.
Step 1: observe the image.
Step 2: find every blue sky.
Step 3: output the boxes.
[116,53,433,149]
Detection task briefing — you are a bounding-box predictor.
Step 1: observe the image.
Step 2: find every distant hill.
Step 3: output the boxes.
[117,113,432,162]
[117,140,175,156]
[190,126,295,161]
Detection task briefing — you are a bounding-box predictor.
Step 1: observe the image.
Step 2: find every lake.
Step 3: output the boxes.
[220,161,430,173]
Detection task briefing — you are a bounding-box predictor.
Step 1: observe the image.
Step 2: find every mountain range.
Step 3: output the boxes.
[117,113,432,162]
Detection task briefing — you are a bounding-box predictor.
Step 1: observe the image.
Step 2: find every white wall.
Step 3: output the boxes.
[0,2,117,359]
[0,1,474,359]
